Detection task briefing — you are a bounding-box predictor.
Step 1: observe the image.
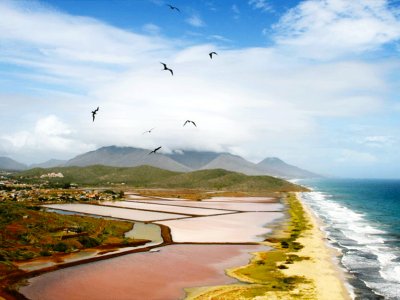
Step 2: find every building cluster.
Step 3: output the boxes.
[40,172,64,178]
[0,178,122,203]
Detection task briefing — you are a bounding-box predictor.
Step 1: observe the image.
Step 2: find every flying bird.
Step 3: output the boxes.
[167,4,180,12]
[183,120,197,127]
[149,146,162,155]
[209,51,218,59]
[91,106,99,122]
[160,62,173,76]
[143,128,155,134]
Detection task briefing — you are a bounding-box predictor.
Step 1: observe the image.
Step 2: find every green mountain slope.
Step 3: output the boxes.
[16,165,306,192]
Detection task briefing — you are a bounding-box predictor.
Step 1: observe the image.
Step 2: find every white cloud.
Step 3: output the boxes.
[231,4,240,19]
[142,23,161,35]
[336,149,377,164]
[0,0,174,82]
[205,2,217,12]
[1,116,94,161]
[208,34,232,43]
[249,0,273,12]
[274,0,400,59]
[186,14,205,27]
[358,135,396,147]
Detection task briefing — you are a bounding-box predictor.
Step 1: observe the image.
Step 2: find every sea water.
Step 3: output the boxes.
[298,179,400,300]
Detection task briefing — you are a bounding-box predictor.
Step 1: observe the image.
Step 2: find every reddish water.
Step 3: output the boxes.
[21,244,266,300]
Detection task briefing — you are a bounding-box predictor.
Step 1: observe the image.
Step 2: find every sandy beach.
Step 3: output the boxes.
[280,193,352,300]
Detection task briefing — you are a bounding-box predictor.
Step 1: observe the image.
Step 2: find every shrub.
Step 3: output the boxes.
[53,242,68,252]
[39,249,52,256]
[78,236,100,248]
[281,241,289,248]
[278,265,288,269]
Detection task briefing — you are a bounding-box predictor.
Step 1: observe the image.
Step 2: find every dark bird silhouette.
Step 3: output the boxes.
[167,4,180,12]
[209,51,218,59]
[143,128,155,134]
[160,62,173,76]
[91,106,99,122]
[149,146,162,155]
[183,120,197,127]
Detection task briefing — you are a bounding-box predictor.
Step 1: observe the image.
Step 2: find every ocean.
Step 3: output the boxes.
[298,179,400,300]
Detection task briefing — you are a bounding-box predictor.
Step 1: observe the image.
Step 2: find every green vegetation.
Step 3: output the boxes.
[15,165,307,192]
[0,201,146,278]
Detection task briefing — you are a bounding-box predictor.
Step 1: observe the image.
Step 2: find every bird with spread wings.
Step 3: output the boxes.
[183,120,197,127]
[160,62,174,76]
[149,146,162,155]
[91,107,99,122]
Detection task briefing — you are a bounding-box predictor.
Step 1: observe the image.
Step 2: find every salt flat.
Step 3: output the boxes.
[44,204,188,221]
[101,200,232,216]
[130,199,284,212]
[158,211,284,243]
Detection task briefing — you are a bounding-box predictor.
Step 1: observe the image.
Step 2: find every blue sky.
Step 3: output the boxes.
[1,0,400,178]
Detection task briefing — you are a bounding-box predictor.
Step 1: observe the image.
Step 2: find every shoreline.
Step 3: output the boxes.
[185,192,352,299]
[284,192,352,299]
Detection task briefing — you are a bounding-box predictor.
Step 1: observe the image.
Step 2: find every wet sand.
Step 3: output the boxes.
[159,212,284,243]
[20,244,266,300]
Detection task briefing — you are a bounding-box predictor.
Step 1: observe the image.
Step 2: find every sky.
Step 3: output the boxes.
[1,0,400,178]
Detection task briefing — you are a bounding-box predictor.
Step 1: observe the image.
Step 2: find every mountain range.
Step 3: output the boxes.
[0,146,320,179]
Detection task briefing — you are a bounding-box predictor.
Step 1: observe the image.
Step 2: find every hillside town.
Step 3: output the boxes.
[0,173,123,203]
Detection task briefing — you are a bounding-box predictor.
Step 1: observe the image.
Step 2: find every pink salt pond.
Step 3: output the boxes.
[101,200,230,216]
[126,194,153,200]
[131,199,284,212]
[20,244,266,300]
[44,203,188,221]
[205,196,277,203]
[158,212,284,243]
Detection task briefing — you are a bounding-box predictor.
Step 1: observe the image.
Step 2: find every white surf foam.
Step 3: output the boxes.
[300,191,400,299]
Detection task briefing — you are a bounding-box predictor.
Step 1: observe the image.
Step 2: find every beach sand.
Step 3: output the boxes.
[280,193,351,300]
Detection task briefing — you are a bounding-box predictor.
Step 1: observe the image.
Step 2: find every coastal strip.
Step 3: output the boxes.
[185,193,352,300]
[280,193,351,299]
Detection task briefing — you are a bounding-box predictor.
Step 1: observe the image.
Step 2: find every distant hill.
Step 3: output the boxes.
[16,165,307,192]
[64,147,320,178]
[0,157,27,171]
[65,146,191,172]
[29,159,67,169]
[12,146,320,179]
[166,150,220,169]
[257,157,320,179]
[200,153,265,176]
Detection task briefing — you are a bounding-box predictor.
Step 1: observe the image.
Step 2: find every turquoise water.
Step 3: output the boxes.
[299,179,400,300]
